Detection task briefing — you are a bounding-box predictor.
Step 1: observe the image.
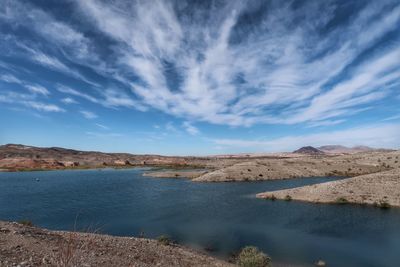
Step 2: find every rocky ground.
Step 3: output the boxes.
[0,221,232,267]
[193,150,399,182]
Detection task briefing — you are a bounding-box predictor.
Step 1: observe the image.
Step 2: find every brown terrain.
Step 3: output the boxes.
[0,221,232,267]
[1,144,399,207]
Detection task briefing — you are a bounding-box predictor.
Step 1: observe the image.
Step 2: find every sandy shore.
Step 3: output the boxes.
[0,221,232,267]
[256,168,400,207]
[143,170,208,179]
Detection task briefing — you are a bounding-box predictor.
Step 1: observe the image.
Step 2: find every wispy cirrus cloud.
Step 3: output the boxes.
[1,0,399,128]
[75,0,399,126]
[61,97,78,104]
[182,121,200,136]
[0,91,64,112]
[80,110,97,119]
[24,85,50,96]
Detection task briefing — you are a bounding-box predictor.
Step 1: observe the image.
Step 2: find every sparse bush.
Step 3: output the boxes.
[258,174,263,177]
[266,195,276,201]
[18,220,33,226]
[52,230,96,267]
[284,195,292,201]
[335,197,349,205]
[157,235,172,245]
[237,246,271,267]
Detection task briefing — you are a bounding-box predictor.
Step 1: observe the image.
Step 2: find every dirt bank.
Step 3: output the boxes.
[143,170,208,179]
[0,221,232,267]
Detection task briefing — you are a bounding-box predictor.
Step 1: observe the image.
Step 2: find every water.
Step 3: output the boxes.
[1,168,399,267]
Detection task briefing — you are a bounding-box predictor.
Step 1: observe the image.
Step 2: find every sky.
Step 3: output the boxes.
[0,0,399,155]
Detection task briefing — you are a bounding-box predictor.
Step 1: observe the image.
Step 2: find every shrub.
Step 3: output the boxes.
[284,195,292,201]
[237,246,271,267]
[157,235,172,245]
[265,194,276,201]
[18,220,33,226]
[335,197,349,205]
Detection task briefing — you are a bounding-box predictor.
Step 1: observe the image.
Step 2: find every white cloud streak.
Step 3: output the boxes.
[0,91,64,112]
[80,110,98,119]
[61,97,78,104]
[182,121,200,135]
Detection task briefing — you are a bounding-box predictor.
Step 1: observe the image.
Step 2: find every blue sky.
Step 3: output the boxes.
[0,0,399,155]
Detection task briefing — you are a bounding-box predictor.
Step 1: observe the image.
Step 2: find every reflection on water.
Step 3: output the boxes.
[1,168,399,267]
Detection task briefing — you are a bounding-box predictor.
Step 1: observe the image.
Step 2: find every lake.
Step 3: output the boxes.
[0,168,399,267]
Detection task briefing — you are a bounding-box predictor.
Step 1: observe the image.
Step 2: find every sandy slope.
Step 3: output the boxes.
[256,168,400,207]
[0,221,232,267]
[193,151,400,182]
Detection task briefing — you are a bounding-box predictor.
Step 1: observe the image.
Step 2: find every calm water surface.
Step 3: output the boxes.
[1,168,399,267]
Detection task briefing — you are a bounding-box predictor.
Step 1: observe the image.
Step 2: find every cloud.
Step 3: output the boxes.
[382,114,400,121]
[213,123,400,152]
[1,0,399,127]
[95,123,109,130]
[61,97,78,104]
[182,121,200,135]
[23,101,64,112]
[57,85,99,103]
[306,119,346,128]
[85,131,123,138]
[80,110,97,119]
[24,85,50,96]
[0,91,64,112]
[0,74,23,84]
[0,73,50,96]
[74,0,400,126]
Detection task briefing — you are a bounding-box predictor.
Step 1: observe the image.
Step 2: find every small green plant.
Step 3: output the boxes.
[284,195,292,201]
[266,194,276,201]
[18,220,33,226]
[335,197,349,205]
[157,235,172,245]
[237,246,271,267]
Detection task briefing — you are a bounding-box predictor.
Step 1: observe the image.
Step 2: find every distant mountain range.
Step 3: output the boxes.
[0,144,189,170]
[293,145,393,155]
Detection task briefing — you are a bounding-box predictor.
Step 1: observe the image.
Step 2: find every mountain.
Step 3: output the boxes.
[0,144,188,170]
[318,145,392,154]
[293,146,325,155]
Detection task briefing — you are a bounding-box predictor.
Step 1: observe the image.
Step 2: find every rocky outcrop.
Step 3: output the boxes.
[293,146,325,155]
